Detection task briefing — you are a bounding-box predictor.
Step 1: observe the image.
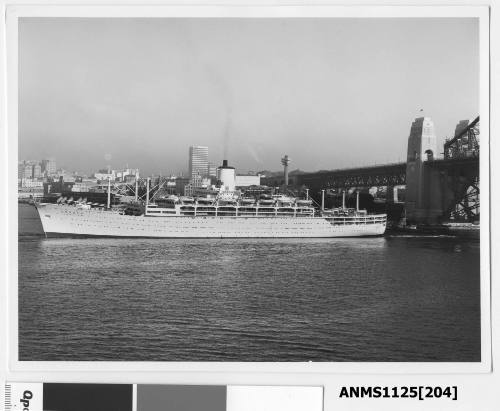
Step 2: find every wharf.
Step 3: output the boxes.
[387,223,479,238]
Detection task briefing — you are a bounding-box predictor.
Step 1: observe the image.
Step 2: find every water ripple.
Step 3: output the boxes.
[17,205,480,361]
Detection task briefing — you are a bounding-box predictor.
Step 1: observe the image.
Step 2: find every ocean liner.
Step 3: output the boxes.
[35,160,387,238]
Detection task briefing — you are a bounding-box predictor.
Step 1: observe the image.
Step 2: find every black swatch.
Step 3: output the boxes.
[43,383,132,411]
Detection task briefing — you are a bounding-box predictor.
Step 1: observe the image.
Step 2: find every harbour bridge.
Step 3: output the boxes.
[271,116,480,224]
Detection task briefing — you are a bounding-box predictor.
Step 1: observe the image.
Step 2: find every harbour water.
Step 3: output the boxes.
[18,204,481,362]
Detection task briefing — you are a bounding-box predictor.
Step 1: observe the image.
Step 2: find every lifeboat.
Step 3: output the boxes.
[180,196,195,204]
[239,197,255,205]
[196,197,214,205]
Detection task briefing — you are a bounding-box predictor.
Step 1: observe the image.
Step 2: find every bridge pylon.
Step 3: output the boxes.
[405,117,442,224]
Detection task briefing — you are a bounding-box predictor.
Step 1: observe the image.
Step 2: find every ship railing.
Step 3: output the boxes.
[238,211,257,216]
[325,215,387,226]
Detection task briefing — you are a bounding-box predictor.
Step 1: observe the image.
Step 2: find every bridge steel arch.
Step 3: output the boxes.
[296,163,406,192]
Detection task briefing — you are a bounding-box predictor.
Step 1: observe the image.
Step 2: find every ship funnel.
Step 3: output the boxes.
[218,159,235,191]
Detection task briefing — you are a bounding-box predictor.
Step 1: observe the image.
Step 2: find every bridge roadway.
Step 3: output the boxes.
[425,156,479,173]
[295,162,407,190]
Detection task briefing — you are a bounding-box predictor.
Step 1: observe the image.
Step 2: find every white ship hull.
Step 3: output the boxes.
[36,203,386,238]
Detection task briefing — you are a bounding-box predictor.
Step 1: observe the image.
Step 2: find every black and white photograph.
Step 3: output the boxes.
[15,14,485,364]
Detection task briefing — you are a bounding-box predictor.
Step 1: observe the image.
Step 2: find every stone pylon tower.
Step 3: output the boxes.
[405,117,438,224]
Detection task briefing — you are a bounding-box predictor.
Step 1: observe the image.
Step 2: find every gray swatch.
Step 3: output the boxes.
[137,385,226,411]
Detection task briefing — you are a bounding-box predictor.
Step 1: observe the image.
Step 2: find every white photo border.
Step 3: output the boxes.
[2,3,492,378]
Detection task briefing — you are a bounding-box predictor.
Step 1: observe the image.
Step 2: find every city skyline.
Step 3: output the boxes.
[19,18,479,175]
[17,151,264,178]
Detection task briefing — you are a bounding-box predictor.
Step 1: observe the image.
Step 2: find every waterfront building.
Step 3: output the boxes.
[189,173,211,189]
[60,175,76,183]
[235,174,261,187]
[43,177,75,195]
[23,163,33,179]
[18,188,44,199]
[175,177,190,195]
[41,159,57,176]
[18,162,25,181]
[32,163,42,178]
[208,163,218,178]
[189,146,209,178]
[123,175,137,184]
[184,183,194,196]
[163,179,177,195]
[94,170,116,181]
[21,178,44,188]
[190,173,202,188]
[116,168,139,181]
[71,180,98,192]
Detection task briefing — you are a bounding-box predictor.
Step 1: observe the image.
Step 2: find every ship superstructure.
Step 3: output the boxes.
[146,194,314,218]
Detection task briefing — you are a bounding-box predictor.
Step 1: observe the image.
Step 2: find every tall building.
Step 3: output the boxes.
[32,163,42,178]
[189,146,208,178]
[42,159,57,176]
[18,162,25,180]
[23,163,33,179]
[208,163,218,178]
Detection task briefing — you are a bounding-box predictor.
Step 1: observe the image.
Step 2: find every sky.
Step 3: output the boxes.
[19,18,479,176]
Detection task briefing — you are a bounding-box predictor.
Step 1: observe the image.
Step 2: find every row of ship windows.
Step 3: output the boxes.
[329,221,380,225]
[62,216,322,224]
[67,221,383,229]
[58,215,384,227]
[64,219,330,226]
[59,217,384,226]
[70,223,380,231]
[330,220,385,224]
[63,209,382,222]
[71,226,331,233]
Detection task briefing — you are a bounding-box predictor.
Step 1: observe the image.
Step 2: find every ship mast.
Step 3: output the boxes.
[107,176,111,209]
[146,177,150,208]
[135,172,139,202]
